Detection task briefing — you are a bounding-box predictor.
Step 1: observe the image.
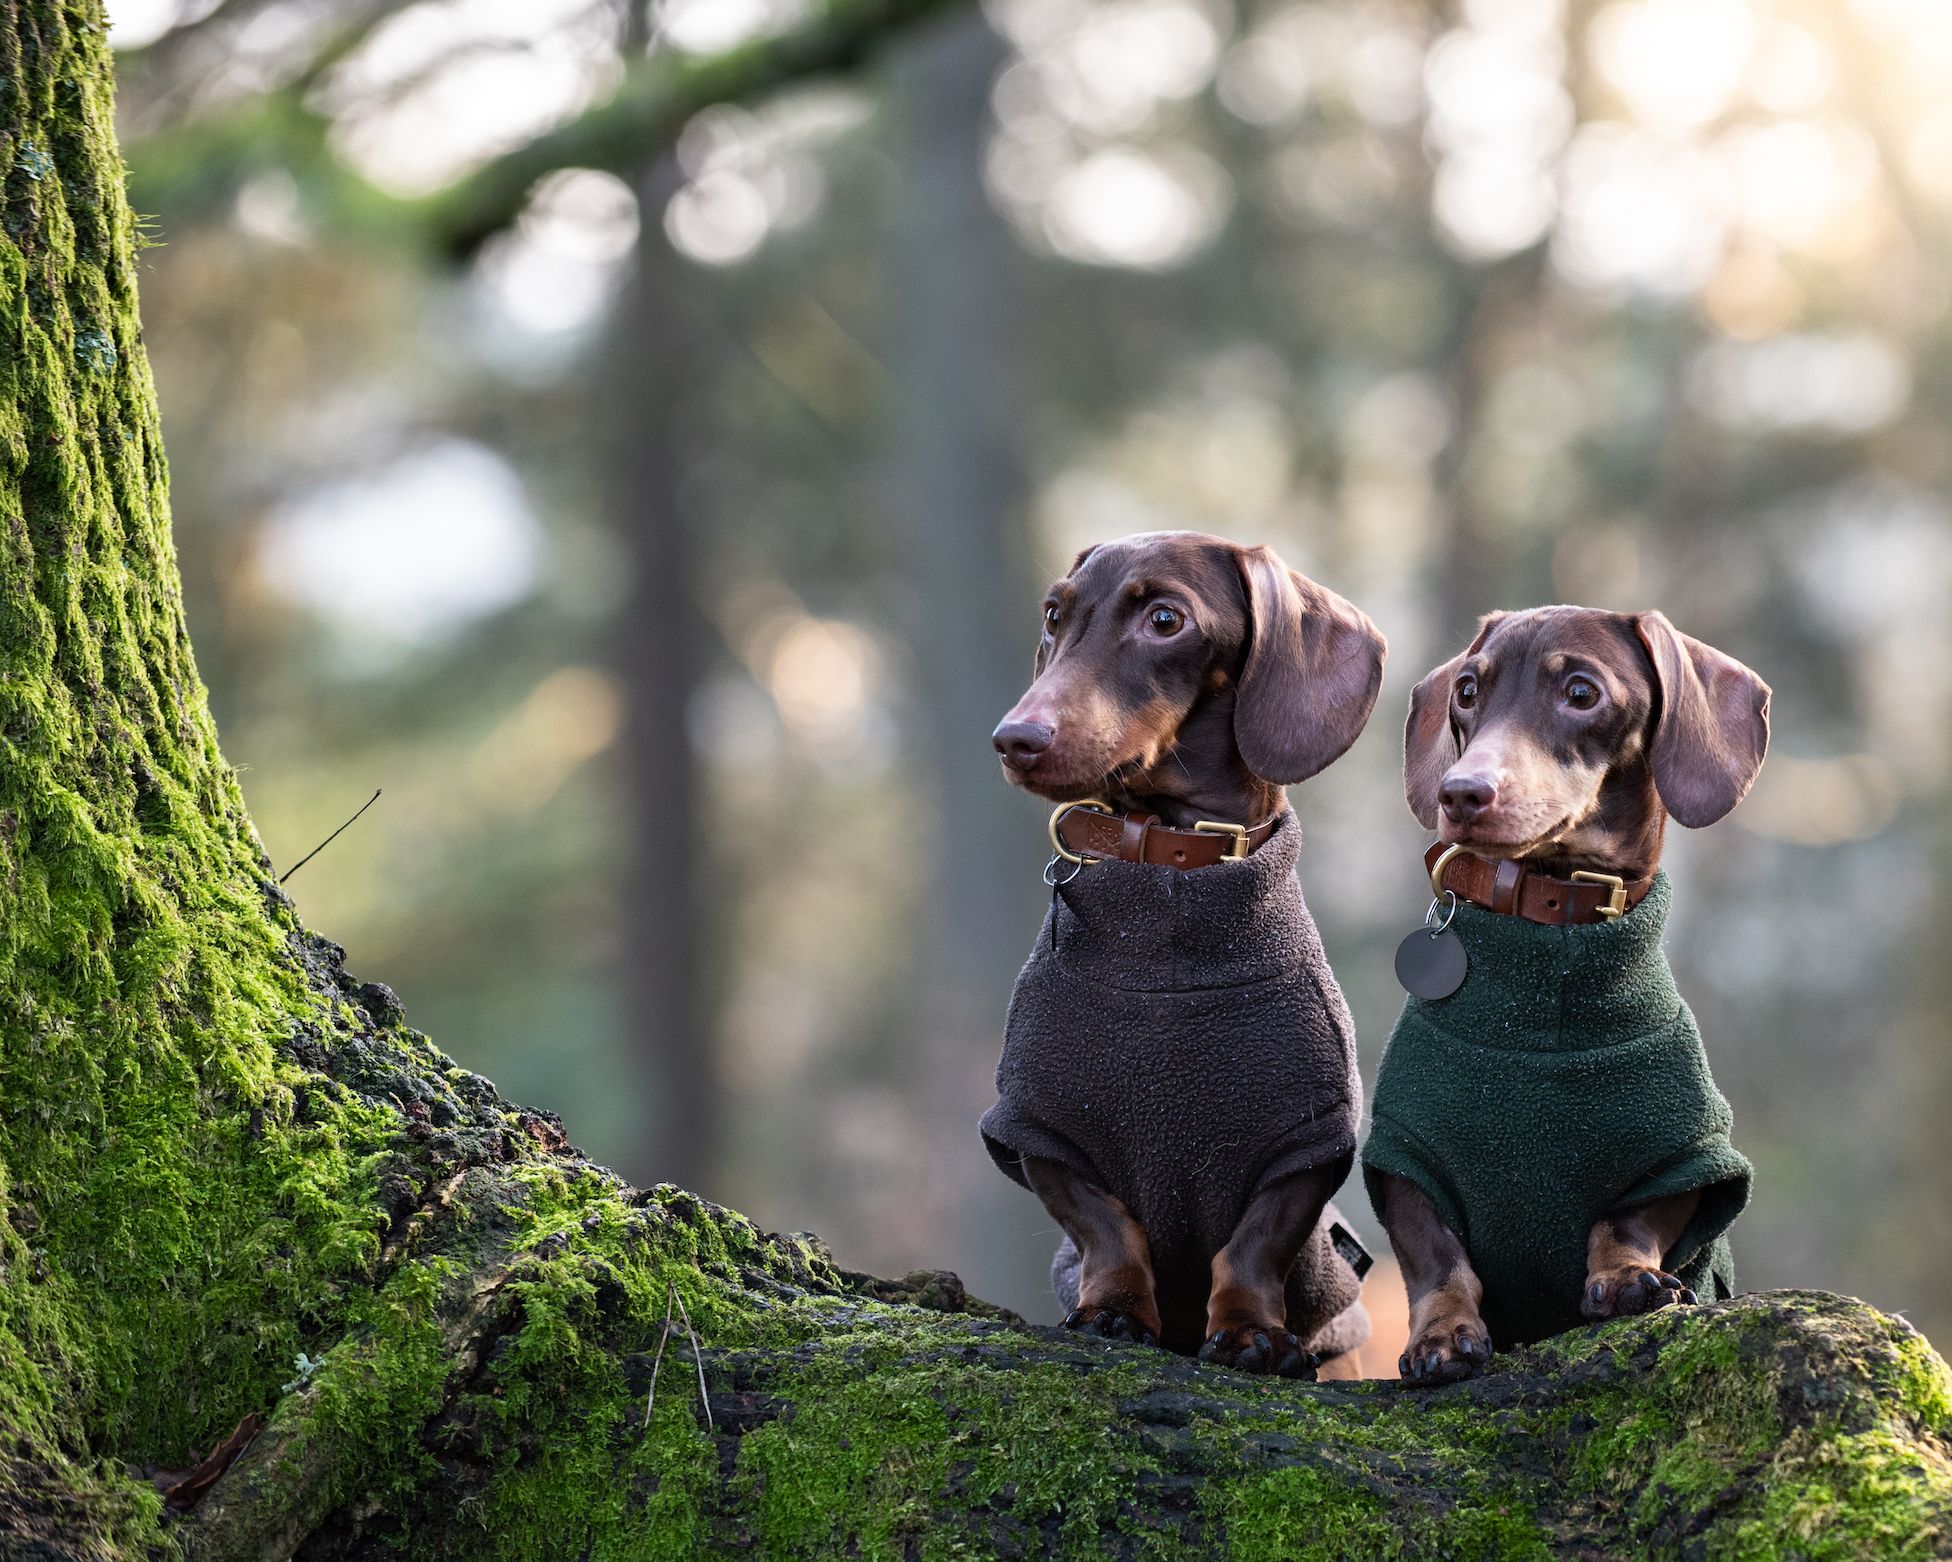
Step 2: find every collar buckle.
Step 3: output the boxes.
[1569,869,1627,919]
[1047,799,1115,865]
[1192,819,1249,861]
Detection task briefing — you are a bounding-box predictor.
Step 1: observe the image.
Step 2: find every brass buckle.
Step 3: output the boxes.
[1427,842,1466,900]
[1193,820,1249,861]
[1570,869,1627,919]
[1048,799,1115,865]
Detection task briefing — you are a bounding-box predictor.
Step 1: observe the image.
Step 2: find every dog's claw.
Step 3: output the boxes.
[1201,1325,1314,1379]
[1583,1267,1698,1321]
[1399,1321,1492,1386]
[1063,1305,1158,1347]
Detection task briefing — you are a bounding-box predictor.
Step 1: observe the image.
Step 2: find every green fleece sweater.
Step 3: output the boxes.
[1361,871,1751,1348]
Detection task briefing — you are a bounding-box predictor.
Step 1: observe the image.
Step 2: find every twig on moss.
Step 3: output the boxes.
[280,788,382,884]
[644,1286,677,1429]
[671,1283,714,1432]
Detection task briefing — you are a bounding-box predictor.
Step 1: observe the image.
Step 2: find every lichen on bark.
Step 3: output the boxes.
[3,3,1952,1560]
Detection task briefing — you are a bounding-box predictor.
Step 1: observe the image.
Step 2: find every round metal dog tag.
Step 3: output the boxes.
[1395,927,1467,1000]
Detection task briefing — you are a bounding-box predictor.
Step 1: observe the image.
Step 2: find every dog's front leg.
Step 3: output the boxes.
[1382,1173,1493,1385]
[1581,1189,1702,1320]
[1198,1155,1348,1379]
[1021,1157,1162,1345]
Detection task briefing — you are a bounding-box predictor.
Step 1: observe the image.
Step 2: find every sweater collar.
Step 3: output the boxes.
[1047,808,1311,987]
[1413,869,1683,1051]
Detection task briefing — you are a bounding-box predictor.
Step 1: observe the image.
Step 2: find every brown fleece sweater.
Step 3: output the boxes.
[979,811,1369,1357]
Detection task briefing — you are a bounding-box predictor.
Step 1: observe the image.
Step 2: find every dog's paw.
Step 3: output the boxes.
[1398,1319,1493,1387]
[1199,1324,1316,1378]
[1582,1266,1696,1321]
[1063,1306,1159,1347]
[1198,1323,1316,1378]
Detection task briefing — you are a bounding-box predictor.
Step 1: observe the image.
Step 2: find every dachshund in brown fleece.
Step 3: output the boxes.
[982,531,1386,1376]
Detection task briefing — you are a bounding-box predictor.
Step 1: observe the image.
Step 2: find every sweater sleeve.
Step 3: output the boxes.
[1617,1133,1753,1278]
[1361,1107,1468,1240]
[978,1098,1105,1194]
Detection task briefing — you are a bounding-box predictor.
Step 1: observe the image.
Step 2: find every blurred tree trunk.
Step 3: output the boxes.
[887,10,1051,1307]
[607,157,720,1193]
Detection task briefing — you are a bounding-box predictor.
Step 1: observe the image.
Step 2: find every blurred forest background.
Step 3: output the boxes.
[111,0,1952,1346]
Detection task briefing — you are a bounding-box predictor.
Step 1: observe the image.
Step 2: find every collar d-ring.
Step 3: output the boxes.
[1043,853,1085,887]
[1428,842,1467,900]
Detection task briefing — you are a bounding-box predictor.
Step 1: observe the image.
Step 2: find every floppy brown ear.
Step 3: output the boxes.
[1404,613,1506,830]
[1634,611,1771,828]
[1232,546,1387,785]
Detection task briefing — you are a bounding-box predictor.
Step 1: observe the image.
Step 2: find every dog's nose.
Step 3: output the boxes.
[993,719,1055,770]
[1439,772,1498,824]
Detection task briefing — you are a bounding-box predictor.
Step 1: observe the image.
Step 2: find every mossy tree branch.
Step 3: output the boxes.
[423,0,970,255]
[116,0,969,259]
[4,1,1952,1558]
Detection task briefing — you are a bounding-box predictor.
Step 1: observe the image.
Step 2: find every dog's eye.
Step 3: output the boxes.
[1043,604,1061,631]
[1146,604,1183,636]
[1454,673,1478,711]
[1564,676,1600,710]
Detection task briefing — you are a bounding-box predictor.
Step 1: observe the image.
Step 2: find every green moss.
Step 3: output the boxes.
[1893,1334,1952,1431]
[0,6,407,1541]
[1724,1430,1952,1561]
[1215,1468,1400,1560]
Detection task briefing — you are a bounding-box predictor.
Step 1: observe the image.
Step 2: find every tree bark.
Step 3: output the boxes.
[4,5,1952,1559]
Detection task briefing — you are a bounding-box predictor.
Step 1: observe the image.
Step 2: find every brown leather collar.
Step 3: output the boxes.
[1051,802,1280,871]
[1424,841,1655,926]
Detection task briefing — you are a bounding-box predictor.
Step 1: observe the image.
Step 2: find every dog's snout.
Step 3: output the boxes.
[1439,771,1499,824]
[993,719,1056,770]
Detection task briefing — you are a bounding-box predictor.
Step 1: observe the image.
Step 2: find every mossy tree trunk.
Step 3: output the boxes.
[3,4,1952,1559]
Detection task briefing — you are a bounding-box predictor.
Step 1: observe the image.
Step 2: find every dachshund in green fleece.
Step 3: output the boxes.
[1363,607,1770,1385]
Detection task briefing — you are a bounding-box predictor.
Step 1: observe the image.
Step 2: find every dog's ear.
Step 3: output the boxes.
[1404,613,1505,830]
[1232,546,1387,785]
[1634,611,1771,828]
